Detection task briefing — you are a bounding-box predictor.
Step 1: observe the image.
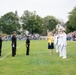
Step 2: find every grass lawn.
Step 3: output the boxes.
[0,40,76,75]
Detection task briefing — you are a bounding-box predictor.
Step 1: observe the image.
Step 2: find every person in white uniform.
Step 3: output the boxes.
[58,29,67,59]
[57,31,63,57]
[61,30,67,59]
[54,33,59,53]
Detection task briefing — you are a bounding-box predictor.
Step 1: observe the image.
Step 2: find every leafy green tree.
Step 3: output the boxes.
[66,21,73,33]
[21,10,43,34]
[42,16,60,35]
[66,6,76,33]
[0,12,20,34]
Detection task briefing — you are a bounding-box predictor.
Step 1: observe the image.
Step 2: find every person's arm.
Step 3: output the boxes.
[11,37,13,46]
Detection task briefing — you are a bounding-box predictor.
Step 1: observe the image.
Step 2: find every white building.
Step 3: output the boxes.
[56,24,65,31]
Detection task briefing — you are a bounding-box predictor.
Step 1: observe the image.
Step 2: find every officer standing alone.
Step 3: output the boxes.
[11,32,17,57]
[26,35,30,55]
[0,35,2,56]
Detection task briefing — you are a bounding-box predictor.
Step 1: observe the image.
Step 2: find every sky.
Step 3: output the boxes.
[0,0,76,22]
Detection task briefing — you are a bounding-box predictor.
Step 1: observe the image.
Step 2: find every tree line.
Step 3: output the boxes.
[66,6,76,33]
[0,6,76,35]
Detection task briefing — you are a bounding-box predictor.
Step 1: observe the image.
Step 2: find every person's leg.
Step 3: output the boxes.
[50,43,54,55]
[12,47,15,56]
[0,49,1,56]
[62,46,67,59]
[0,45,2,56]
[56,45,58,52]
[13,48,15,56]
[27,46,29,55]
[12,47,13,56]
[59,45,63,57]
[26,47,29,55]
[51,49,53,55]
[14,47,16,55]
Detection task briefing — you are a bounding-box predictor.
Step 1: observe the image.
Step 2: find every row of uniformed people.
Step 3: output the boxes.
[0,32,30,57]
[48,30,67,59]
[0,31,67,58]
[54,30,67,59]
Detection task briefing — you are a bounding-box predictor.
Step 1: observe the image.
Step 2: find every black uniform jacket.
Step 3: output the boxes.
[26,38,30,47]
[0,38,2,48]
[12,36,17,48]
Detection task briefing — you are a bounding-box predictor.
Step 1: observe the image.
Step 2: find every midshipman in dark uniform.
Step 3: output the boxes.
[26,35,30,55]
[11,32,17,57]
[0,35,2,56]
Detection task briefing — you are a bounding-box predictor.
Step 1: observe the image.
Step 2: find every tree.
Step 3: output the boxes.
[66,6,76,33]
[0,12,20,34]
[21,10,43,34]
[66,21,73,33]
[42,16,60,35]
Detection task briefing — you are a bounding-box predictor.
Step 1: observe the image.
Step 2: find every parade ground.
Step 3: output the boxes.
[0,40,76,75]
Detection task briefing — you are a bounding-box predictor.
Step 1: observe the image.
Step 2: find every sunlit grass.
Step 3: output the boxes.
[0,40,76,75]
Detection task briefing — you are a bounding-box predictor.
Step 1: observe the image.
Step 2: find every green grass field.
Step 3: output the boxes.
[0,40,76,75]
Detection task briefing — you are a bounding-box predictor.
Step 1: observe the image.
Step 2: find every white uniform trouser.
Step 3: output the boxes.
[62,45,67,58]
[59,45,63,57]
[56,44,59,52]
